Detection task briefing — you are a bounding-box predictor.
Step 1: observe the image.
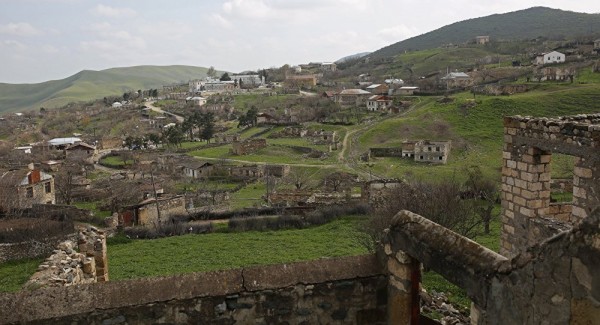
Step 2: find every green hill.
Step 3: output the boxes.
[370,7,600,60]
[0,65,212,113]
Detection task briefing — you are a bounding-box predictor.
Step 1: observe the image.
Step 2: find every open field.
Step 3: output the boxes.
[107,216,367,280]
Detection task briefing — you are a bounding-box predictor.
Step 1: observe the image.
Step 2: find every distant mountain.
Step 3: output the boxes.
[335,52,371,64]
[0,65,214,113]
[370,7,600,60]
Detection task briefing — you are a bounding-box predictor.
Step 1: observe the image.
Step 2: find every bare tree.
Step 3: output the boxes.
[362,176,479,250]
[285,168,314,190]
[464,165,499,234]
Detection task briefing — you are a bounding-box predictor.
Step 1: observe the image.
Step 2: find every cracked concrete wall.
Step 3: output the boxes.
[0,255,386,325]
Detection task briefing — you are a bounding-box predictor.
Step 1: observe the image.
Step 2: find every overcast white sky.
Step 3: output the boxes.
[1,0,600,83]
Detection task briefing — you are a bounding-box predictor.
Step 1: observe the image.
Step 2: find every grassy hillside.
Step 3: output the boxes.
[0,65,212,113]
[359,76,600,181]
[370,7,600,60]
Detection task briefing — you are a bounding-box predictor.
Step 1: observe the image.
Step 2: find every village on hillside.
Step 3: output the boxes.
[1,18,600,324]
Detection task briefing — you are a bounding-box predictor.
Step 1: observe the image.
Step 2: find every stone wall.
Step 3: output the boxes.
[23,226,108,289]
[370,147,404,158]
[231,139,267,155]
[501,114,600,257]
[382,209,600,325]
[0,255,385,325]
[0,235,66,263]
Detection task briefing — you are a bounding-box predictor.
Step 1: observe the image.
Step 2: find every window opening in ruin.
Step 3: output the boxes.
[550,153,574,203]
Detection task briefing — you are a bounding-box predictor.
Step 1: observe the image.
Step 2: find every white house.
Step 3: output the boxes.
[366,95,393,112]
[186,96,207,107]
[535,51,565,65]
[112,102,123,108]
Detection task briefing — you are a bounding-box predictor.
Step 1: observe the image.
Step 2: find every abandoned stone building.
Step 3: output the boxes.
[231,138,267,155]
[0,167,55,211]
[119,195,186,227]
[370,140,451,164]
[1,114,599,324]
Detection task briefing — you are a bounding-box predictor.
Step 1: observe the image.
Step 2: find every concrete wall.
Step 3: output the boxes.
[0,255,385,325]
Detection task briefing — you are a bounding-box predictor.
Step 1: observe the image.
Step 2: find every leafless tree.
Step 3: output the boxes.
[285,167,314,190]
[361,176,479,251]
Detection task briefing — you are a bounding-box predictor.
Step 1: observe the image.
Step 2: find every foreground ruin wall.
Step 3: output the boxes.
[0,255,386,325]
[384,209,600,324]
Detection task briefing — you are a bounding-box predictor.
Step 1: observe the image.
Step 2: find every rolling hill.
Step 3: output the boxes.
[369,7,600,60]
[0,65,213,113]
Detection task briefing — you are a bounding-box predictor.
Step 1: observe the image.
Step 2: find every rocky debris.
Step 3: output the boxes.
[24,240,96,289]
[24,226,107,289]
[420,289,470,325]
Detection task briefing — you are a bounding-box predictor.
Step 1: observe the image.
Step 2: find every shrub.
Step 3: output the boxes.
[228,204,369,232]
[123,222,213,239]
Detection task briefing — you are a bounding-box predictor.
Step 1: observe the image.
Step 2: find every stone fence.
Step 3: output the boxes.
[0,255,386,324]
[23,226,108,289]
[0,235,67,264]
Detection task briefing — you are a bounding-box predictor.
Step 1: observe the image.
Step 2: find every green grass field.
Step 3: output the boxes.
[0,258,44,293]
[107,216,367,280]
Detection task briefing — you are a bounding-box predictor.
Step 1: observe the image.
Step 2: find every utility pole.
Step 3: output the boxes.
[150,171,162,227]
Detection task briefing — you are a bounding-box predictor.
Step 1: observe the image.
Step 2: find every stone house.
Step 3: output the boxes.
[256,113,276,124]
[284,75,317,89]
[65,142,97,157]
[366,95,393,112]
[231,139,267,155]
[180,160,214,179]
[534,51,565,65]
[395,86,419,95]
[229,165,264,179]
[365,84,388,95]
[413,140,451,164]
[0,167,55,211]
[321,62,337,72]
[475,35,490,44]
[186,96,207,107]
[120,195,186,227]
[333,89,372,106]
[594,39,600,54]
[441,72,472,88]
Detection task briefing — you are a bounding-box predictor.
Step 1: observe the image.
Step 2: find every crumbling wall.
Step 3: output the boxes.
[23,226,108,288]
[231,139,267,155]
[501,114,600,257]
[0,255,385,325]
[370,148,404,158]
[382,209,600,325]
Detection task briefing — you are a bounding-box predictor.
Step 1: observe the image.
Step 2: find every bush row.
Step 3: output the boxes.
[228,204,369,232]
[121,222,214,240]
